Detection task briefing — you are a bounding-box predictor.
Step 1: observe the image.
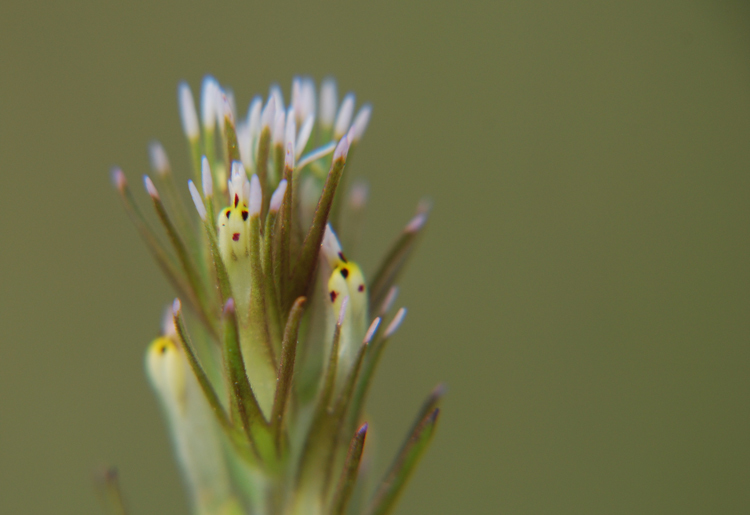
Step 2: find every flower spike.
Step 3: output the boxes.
[115,75,439,515]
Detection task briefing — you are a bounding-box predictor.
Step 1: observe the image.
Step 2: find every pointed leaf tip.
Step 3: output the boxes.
[364,317,381,344]
[384,308,406,338]
[352,103,372,142]
[405,212,428,233]
[172,298,181,315]
[148,141,170,176]
[333,133,351,162]
[330,421,369,515]
[269,180,287,212]
[188,180,207,221]
[365,405,440,515]
[111,168,126,191]
[143,175,159,199]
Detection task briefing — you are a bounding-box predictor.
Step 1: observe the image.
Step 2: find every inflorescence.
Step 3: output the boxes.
[111,75,440,515]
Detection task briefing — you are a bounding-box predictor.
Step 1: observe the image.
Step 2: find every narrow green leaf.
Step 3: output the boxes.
[112,171,195,308]
[333,338,368,417]
[222,299,267,460]
[172,299,232,433]
[248,211,277,368]
[289,144,349,302]
[329,142,356,229]
[321,318,343,410]
[365,408,440,515]
[275,161,294,312]
[270,296,306,453]
[273,142,284,192]
[368,209,429,311]
[223,113,241,175]
[323,339,369,494]
[255,127,272,221]
[202,217,232,305]
[146,177,212,327]
[295,318,342,487]
[330,423,368,515]
[150,145,198,251]
[397,384,446,454]
[263,208,283,352]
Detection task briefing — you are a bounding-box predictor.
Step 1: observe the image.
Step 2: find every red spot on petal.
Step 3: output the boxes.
[358,284,365,292]
[232,232,240,241]
[330,290,338,302]
[234,194,239,208]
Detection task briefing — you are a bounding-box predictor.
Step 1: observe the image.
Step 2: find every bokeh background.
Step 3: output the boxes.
[1,1,749,513]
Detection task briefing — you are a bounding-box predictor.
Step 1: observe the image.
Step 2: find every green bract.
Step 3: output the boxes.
[112,76,440,515]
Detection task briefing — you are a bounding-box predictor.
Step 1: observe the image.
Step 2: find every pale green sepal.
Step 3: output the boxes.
[146,336,236,515]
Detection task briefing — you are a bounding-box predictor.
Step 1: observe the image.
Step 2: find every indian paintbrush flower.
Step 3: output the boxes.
[112,75,440,515]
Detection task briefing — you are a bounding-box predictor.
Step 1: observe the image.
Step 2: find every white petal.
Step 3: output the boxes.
[144,175,159,199]
[111,167,127,191]
[296,142,336,170]
[364,318,381,344]
[333,132,351,162]
[269,180,287,212]
[295,115,314,160]
[334,93,355,139]
[319,77,337,129]
[284,107,296,151]
[351,104,372,142]
[201,157,213,197]
[321,223,344,267]
[272,107,285,146]
[178,82,200,140]
[300,77,316,121]
[188,180,207,221]
[148,141,170,176]
[249,174,261,216]
[261,95,276,131]
[200,76,218,131]
[384,308,406,338]
[270,83,284,113]
[405,212,427,233]
[291,77,302,122]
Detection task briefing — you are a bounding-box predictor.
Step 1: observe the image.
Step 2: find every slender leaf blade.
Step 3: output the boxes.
[365,408,440,515]
[330,423,368,515]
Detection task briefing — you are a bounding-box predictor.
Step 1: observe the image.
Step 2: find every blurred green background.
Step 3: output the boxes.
[1,1,749,513]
